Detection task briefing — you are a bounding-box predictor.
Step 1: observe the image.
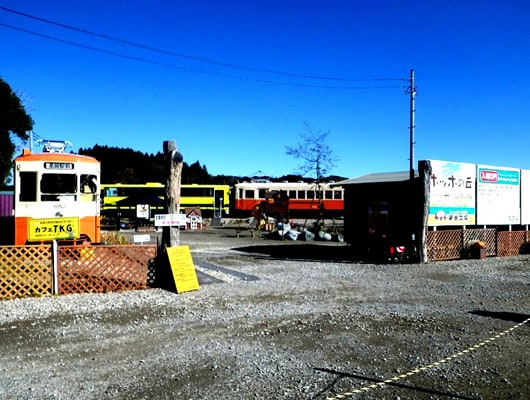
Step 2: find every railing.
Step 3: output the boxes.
[0,244,156,300]
[427,229,530,261]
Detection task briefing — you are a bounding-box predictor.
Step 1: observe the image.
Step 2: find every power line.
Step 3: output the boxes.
[0,5,406,85]
[0,22,405,90]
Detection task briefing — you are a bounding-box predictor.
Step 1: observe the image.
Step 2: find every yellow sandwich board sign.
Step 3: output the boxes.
[166,245,200,293]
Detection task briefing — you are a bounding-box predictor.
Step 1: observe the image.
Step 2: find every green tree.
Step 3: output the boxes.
[0,77,34,184]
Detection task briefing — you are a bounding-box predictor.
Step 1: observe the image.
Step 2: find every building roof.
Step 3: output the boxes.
[333,170,418,186]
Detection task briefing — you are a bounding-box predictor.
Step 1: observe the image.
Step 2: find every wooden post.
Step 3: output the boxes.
[162,140,183,248]
[419,160,432,262]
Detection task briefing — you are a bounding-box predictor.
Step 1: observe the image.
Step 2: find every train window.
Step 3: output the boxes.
[297,190,306,199]
[288,190,297,199]
[81,175,97,194]
[40,173,77,201]
[334,190,342,200]
[325,190,333,199]
[307,191,315,199]
[244,189,254,199]
[105,187,118,197]
[19,171,37,202]
[181,187,214,197]
[258,189,266,198]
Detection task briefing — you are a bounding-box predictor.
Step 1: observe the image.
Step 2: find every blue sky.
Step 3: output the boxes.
[1,0,529,180]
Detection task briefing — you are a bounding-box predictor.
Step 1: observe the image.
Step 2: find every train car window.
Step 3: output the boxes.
[81,175,97,194]
[258,189,266,199]
[307,190,315,199]
[244,189,254,199]
[334,190,343,200]
[181,187,214,197]
[288,190,297,199]
[297,190,306,199]
[325,190,333,199]
[105,187,118,197]
[40,173,77,201]
[19,171,37,202]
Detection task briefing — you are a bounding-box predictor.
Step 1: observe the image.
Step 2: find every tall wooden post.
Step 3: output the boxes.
[162,140,183,248]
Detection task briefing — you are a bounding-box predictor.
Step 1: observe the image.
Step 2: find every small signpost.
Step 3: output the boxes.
[133,234,151,244]
[154,213,186,227]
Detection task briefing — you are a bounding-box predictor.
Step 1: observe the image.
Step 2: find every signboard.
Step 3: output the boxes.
[136,204,150,219]
[28,217,80,241]
[133,234,151,244]
[166,245,200,293]
[476,165,520,225]
[522,170,530,225]
[428,160,476,226]
[154,213,186,227]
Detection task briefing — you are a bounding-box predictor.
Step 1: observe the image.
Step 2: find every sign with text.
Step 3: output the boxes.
[154,213,186,227]
[28,217,80,241]
[477,165,520,225]
[166,245,200,293]
[428,160,476,226]
[133,234,151,243]
[136,204,150,219]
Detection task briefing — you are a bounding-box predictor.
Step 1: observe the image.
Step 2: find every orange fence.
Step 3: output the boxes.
[0,244,156,300]
[427,229,530,261]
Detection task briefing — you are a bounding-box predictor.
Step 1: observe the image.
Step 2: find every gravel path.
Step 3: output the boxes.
[0,229,529,399]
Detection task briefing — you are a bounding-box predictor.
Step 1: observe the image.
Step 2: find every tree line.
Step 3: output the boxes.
[78,144,345,185]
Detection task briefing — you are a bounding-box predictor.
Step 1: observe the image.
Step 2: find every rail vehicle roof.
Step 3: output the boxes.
[15,149,99,164]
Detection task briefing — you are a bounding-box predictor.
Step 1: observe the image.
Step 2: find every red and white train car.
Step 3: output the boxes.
[233,181,344,216]
[14,148,101,245]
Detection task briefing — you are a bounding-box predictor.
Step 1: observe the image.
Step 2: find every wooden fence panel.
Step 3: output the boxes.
[58,245,156,295]
[0,245,52,299]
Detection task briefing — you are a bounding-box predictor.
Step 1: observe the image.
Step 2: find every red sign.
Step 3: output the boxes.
[480,170,498,182]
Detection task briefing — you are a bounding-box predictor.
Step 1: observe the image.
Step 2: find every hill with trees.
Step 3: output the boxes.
[78,145,346,185]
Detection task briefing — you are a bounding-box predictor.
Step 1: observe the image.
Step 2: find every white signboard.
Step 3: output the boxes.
[136,204,150,219]
[476,165,520,225]
[133,234,151,244]
[428,160,476,226]
[154,213,186,227]
[521,169,530,225]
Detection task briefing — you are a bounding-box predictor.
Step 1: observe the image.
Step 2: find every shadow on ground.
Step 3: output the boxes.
[232,243,357,262]
[469,310,530,323]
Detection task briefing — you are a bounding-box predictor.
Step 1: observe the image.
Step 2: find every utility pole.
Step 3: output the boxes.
[408,69,417,180]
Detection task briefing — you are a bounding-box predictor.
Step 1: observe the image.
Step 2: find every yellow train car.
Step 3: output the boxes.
[100,182,230,218]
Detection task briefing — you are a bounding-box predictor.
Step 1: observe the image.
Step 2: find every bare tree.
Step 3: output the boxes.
[285,122,338,184]
[286,123,339,229]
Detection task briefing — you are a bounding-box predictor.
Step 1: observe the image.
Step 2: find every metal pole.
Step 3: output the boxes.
[409,69,416,180]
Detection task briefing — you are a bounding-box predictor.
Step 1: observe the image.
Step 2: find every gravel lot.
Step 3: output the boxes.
[0,227,529,400]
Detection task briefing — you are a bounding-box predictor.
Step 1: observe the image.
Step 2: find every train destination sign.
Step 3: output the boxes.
[28,217,80,241]
[44,162,74,170]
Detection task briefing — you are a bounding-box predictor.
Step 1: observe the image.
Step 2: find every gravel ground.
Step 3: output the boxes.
[0,227,529,400]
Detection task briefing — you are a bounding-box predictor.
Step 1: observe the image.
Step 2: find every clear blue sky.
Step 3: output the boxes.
[1,0,529,180]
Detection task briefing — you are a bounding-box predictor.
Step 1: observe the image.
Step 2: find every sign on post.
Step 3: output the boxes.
[155,213,186,227]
